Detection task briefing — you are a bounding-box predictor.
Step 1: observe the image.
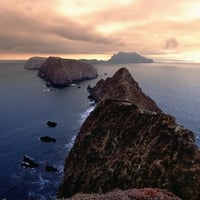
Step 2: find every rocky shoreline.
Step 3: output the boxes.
[58,68,200,200]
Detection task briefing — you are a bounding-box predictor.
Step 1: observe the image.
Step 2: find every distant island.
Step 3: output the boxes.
[38,56,98,87]
[24,56,46,70]
[24,52,154,70]
[81,52,154,64]
[108,52,154,63]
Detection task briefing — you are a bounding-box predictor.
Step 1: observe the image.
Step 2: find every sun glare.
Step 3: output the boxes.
[185,2,200,19]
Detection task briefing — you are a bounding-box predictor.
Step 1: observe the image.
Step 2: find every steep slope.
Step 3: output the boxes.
[58,68,200,200]
[38,57,98,87]
[88,67,161,112]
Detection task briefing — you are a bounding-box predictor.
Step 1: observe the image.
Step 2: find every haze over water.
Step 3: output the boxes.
[0,61,200,199]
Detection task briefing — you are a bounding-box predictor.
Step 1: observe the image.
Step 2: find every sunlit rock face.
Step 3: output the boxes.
[58,68,200,200]
[38,56,98,87]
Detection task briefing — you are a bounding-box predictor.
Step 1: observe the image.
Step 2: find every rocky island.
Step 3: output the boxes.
[38,57,98,87]
[108,52,154,63]
[80,52,154,65]
[58,68,200,200]
[24,56,46,70]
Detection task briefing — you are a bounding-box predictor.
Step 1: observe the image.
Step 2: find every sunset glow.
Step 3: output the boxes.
[1,0,200,62]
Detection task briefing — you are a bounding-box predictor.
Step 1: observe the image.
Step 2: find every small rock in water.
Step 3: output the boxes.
[45,165,58,172]
[46,121,57,127]
[21,155,39,168]
[40,136,56,143]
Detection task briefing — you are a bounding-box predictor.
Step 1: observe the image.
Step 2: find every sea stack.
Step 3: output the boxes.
[58,68,200,200]
[38,57,98,87]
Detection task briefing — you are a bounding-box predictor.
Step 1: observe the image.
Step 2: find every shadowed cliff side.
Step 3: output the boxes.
[38,57,98,87]
[58,68,200,200]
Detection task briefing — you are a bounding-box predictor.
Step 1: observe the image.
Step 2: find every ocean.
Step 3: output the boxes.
[0,61,200,199]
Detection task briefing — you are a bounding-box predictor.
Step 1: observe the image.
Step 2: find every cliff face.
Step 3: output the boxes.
[58,68,200,200]
[88,67,161,112]
[24,56,46,70]
[38,57,98,86]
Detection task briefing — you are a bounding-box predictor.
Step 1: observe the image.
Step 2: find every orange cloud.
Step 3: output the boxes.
[1,0,200,61]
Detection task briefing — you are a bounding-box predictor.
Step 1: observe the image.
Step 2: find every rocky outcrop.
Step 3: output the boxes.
[109,52,154,63]
[58,95,200,199]
[45,165,58,172]
[88,67,161,112]
[38,57,98,87]
[47,121,57,127]
[40,136,56,143]
[68,188,181,200]
[24,56,46,70]
[21,155,39,168]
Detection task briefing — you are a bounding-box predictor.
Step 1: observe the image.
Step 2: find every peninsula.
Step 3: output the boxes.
[58,68,200,200]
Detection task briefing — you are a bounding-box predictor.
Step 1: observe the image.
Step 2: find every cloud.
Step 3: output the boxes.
[0,0,119,55]
[165,38,179,49]
[0,0,200,59]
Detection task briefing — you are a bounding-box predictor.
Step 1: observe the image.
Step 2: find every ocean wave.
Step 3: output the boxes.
[65,135,76,151]
[79,105,95,124]
[32,174,51,190]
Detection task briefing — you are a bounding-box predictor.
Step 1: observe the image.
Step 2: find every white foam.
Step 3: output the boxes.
[65,106,95,151]
[70,83,76,87]
[65,135,76,151]
[32,174,51,190]
[79,106,95,124]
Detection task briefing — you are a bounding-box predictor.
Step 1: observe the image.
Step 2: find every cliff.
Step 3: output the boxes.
[109,52,154,63]
[24,56,46,70]
[58,68,200,200]
[88,67,161,112]
[38,57,98,87]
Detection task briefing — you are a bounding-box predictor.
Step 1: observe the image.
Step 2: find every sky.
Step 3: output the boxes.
[1,0,200,61]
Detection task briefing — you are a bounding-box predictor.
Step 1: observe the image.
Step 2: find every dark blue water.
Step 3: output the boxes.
[0,61,200,199]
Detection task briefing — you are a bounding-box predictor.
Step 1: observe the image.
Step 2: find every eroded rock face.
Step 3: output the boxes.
[58,68,200,200]
[38,57,98,87]
[88,67,161,112]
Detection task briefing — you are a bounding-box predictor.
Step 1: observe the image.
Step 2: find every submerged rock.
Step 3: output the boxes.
[58,68,200,200]
[21,155,39,168]
[46,121,57,127]
[38,57,98,87]
[45,165,58,172]
[40,136,56,143]
[24,56,46,70]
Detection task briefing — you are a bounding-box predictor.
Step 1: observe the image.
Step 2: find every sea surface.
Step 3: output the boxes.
[0,61,200,199]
